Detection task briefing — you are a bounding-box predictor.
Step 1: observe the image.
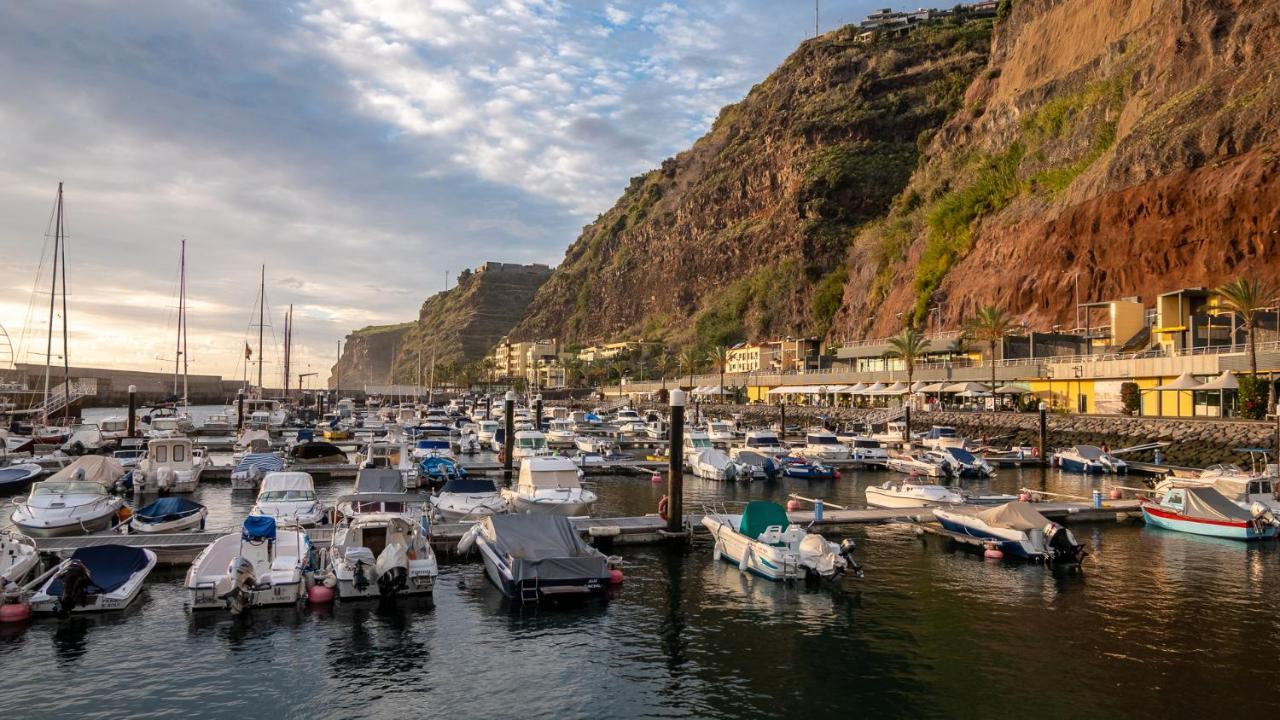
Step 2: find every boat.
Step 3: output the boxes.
[288,440,346,465]
[643,420,668,440]
[688,446,747,481]
[701,501,861,581]
[735,429,788,457]
[574,434,616,455]
[918,426,965,450]
[59,423,105,454]
[502,457,597,515]
[732,450,779,480]
[0,462,42,492]
[129,497,208,533]
[796,429,850,461]
[1154,475,1280,515]
[0,531,39,588]
[29,545,157,615]
[337,467,428,518]
[146,415,194,439]
[132,437,206,493]
[453,425,484,454]
[10,457,128,537]
[98,416,130,441]
[457,514,611,604]
[545,418,577,446]
[200,412,234,435]
[865,480,965,508]
[705,420,736,447]
[410,437,454,461]
[230,452,286,491]
[476,420,500,449]
[847,437,889,468]
[886,453,948,478]
[418,454,468,490]
[185,516,310,613]
[233,429,273,462]
[1140,486,1279,540]
[1052,444,1127,474]
[776,456,838,480]
[933,502,1086,562]
[430,476,508,522]
[250,472,325,526]
[871,421,908,446]
[327,511,437,599]
[511,430,552,460]
[928,446,994,478]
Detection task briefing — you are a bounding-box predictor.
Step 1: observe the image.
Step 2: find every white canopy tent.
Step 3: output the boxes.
[877,381,909,395]
[944,381,990,394]
[1153,373,1204,391]
[1195,371,1237,391]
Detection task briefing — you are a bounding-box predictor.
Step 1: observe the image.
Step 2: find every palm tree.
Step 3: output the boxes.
[706,344,730,401]
[563,357,585,389]
[965,305,1012,391]
[678,347,702,388]
[1216,277,1277,377]
[608,359,629,397]
[885,328,930,387]
[654,353,677,391]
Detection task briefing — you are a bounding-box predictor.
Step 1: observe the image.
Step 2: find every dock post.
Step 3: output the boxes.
[503,390,516,485]
[668,389,686,533]
[1274,402,1279,460]
[779,400,786,443]
[903,402,911,448]
[126,385,137,438]
[1038,402,1047,464]
[236,391,245,432]
[535,393,543,429]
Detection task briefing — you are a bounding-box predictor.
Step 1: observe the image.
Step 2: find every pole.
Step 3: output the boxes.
[181,240,188,409]
[535,393,543,429]
[257,265,265,393]
[58,184,69,425]
[126,385,137,438]
[236,390,245,431]
[43,184,60,428]
[1038,402,1048,464]
[903,402,911,448]
[779,400,786,442]
[1074,274,1080,332]
[667,389,686,534]
[503,390,516,485]
[815,0,819,37]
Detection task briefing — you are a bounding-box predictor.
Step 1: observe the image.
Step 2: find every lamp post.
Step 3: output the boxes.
[126,385,137,438]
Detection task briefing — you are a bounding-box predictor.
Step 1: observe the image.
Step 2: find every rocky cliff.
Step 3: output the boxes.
[329,263,551,387]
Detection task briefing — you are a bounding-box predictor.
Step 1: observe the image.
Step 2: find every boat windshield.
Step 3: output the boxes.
[688,437,713,449]
[853,440,880,448]
[931,427,956,437]
[517,437,547,448]
[33,481,105,496]
[260,490,316,502]
[1076,445,1103,460]
[947,448,978,463]
[747,435,780,447]
[807,435,839,445]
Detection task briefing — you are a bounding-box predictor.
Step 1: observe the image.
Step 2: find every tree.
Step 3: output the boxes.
[886,328,930,387]
[679,347,702,387]
[608,359,629,397]
[1215,276,1277,378]
[654,353,677,391]
[965,305,1013,392]
[706,344,730,401]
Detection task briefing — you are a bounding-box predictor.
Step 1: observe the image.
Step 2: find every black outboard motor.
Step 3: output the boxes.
[838,538,864,579]
[1044,523,1084,564]
[57,560,93,617]
[376,567,407,598]
[353,560,370,592]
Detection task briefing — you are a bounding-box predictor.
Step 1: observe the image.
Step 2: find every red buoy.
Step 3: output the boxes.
[650,473,662,484]
[1018,492,1032,503]
[0,602,31,623]
[984,548,1004,560]
[786,499,800,511]
[609,569,624,585]
[1110,488,1123,500]
[308,585,334,604]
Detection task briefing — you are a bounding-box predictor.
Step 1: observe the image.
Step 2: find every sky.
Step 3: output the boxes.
[0,0,884,388]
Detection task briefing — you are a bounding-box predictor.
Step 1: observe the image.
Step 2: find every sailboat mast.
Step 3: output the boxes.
[42,183,62,428]
[257,264,264,394]
[283,305,292,401]
[174,241,182,398]
[58,185,69,425]
[181,239,188,408]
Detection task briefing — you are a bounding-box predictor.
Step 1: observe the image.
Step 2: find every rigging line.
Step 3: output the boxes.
[14,192,62,367]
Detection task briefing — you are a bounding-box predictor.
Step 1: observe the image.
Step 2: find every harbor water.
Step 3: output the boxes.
[1,410,1278,717]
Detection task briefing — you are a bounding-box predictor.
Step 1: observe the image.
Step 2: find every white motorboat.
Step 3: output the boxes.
[735,429,788,457]
[146,415,194,439]
[644,420,668,440]
[871,421,909,447]
[457,514,611,604]
[60,423,106,453]
[200,412,234,435]
[512,430,552,460]
[326,512,436,599]
[128,497,208,533]
[928,447,994,478]
[796,429,851,461]
[453,425,483,454]
[10,457,128,537]
[132,437,206,493]
[688,448,746,481]
[98,416,130,441]
[706,420,736,448]
[864,480,965,508]
[337,467,429,519]
[185,516,309,613]
[502,457,597,516]
[251,472,325,526]
[1153,474,1280,515]
[848,437,889,468]
[0,531,39,588]
[430,476,508,522]
[885,453,948,478]
[574,434,615,455]
[934,502,1086,562]
[545,419,577,446]
[230,452,285,491]
[1053,444,1127,474]
[701,501,860,581]
[476,420,500,449]
[918,425,965,450]
[29,545,157,615]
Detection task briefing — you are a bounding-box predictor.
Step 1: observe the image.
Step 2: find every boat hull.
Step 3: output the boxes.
[506,495,593,516]
[1141,505,1277,540]
[11,505,123,538]
[475,538,606,602]
[30,550,157,614]
[933,512,1041,559]
[863,487,960,509]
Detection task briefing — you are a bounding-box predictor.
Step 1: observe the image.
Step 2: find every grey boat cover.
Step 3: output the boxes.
[48,456,126,485]
[1181,486,1252,521]
[481,514,609,583]
[354,468,405,494]
[976,502,1052,532]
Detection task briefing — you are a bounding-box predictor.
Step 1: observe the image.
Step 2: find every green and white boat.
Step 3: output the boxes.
[701,501,861,581]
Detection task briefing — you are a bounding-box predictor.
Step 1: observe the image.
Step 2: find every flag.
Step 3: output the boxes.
[245,342,253,360]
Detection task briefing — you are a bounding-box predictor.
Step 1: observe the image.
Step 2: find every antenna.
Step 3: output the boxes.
[815,0,819,37]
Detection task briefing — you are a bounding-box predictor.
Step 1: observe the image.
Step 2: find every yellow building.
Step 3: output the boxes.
[727,343,761,373]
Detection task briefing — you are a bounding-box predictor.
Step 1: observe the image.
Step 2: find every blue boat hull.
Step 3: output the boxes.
[934,516,1037,559]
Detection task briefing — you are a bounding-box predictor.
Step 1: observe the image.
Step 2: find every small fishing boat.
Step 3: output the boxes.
[185,516,310,613]
[250,472,325,526]
[430,476,507,522]
[886,453,948,478]
[200,412,234,435]
[574,434,615,455]
[230,452,285,491]
[453,426,484,454]
[732,450,779,481]
[701,501,861,581]
[129,497,208,533]
[871,421,908,447]
[327,512,436,599]
[29,545,157,615]
[410,437,454,461]
[1140,486,1278,540]
[1053,444,1127,474]
[545,419,577,446]
[132,437,206,494]
[503,457,596,516]
[776,456,838,480]
[0,462,42,492]
[418,454,468,490]
[928,447,994,478]
[864,480,965,508]
[688,447,746,481]
[933,502,1086,562]
[0,531,39,588]
[289,440,346,465]
[706,420,736,447]
[511,430,552,460]
[10,457,128,537]
[797,429,850,461]
[918,425,965,450]
[847,437,889,468]
[457,514,611,603]
[644,420,668,440]
[60,423,106,454]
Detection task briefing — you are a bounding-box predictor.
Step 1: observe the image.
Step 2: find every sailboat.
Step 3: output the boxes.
[34,183,73,444]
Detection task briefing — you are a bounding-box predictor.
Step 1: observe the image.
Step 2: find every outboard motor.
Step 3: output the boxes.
[1249,502,1279,528]
[224,556,257,615]
[353,560,370,592]
[1043,523,1084,564]
[838,538,864,579]
[57,559,93,617]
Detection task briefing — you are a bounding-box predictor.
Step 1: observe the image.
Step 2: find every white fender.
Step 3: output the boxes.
[713,539,723,562]
[738,543,752,573]
[456,525,478,554]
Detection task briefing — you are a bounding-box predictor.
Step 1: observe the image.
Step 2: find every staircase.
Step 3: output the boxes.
[862,406,905,427]
[30,381,91,418]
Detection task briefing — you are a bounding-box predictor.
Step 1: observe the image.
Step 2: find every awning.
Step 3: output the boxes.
[1153,372,1203,391]
[1196,371,1238,391]
[846,383,868,393]
[859,382,887,395]
[944,382,990,394]
[909,381,929,393]
[878,381,909,395]
[919,382,947,393]
[995,384,1031,395]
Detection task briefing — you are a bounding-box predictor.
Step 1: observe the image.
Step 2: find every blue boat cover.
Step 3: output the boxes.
[420,456,466,478]
[0,466,38,486]
[416,439,449,449]
[135,497,204,523]
[297,428,315,442]
[242,515,277,541]
[439,477,497,494]
[585,413,601,422]
[48,545,151,595]
[234,453,286,474]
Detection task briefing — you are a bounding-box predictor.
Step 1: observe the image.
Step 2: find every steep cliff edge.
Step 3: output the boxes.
[510,19,994,348]
[833,0,1280,337]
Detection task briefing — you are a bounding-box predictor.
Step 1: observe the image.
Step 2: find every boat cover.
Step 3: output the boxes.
[238,429,271,446]
[48,545,151,595]
[242,515,277,541]
[1180,487,1252,521]
[519,457,581,489]
[233,453,285,475]
[416,439,450,449]
[48,456,126,485]
[296,428,315,442]
[0,466,39,484]
[439,477,498,494]
[354,468,405,494]
[1209,477,1256,500]
[481,514,608,583]
[290,441,345,460]
[1072,445,1104,460]
[976,502,1051,532]
[739,501,791,540]
[260,472,315,493]
[135,497,204,523]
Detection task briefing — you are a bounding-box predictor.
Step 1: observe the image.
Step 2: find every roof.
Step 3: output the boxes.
[1196,371,1238,391]
[1153,372,1203,390]
[738,501,791,541]
[518,456,581,489]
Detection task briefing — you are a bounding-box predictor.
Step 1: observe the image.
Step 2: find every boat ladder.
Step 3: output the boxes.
[518,575,540,604]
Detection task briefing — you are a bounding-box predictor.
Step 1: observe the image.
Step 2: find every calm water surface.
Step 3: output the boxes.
[2,410,1277,718]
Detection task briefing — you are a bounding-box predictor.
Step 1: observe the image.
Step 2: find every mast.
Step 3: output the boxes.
[174,240,183,398]
[42,183,62,427]
[257,264,265,394]
[181,239,188,408]
[58,185,69,426]
[282,304,292,401]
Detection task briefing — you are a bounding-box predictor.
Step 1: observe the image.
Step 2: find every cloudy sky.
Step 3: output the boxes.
[0,0,881,387]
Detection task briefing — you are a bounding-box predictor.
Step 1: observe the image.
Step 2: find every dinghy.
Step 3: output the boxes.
[430,476,508,522]
[1052,444,1127,474]
[0,462,42,491]
[29,545,156,615]
[701,501,861,581]
[1140,486,1279,540]
[185,516,309,613]
[886,453,948,478]
[418,455,468,490]
[132,437,205,493]
[503,457,597,516]
[129,497,208,533]
[933,502,1086,562]
[327,513,436,599]
[457,514,611,604]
